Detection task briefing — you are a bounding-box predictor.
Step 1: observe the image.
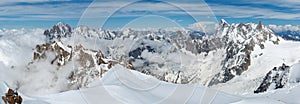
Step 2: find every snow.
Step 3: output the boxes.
[232,98,285,104]
[289,63,300,83]
[249,40,300,78]
[55,41,72,53]
[1,64,300,104]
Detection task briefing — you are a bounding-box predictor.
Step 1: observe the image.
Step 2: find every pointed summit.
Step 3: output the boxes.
[220,19,228,25]
[256,21,263,30]
[53,22,72,32]
[219,19,229,29]
[55,22,65,26]
[237,22,244,28]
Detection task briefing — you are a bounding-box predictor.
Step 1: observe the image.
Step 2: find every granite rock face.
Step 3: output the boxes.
[254,64,290,93]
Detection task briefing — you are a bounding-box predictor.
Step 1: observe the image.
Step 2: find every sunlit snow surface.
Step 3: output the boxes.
[0,64,299,104]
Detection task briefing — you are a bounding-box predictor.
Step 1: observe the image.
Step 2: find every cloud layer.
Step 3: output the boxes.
[0,0,300,28]
[1,0,300,20]
[269,24,300,32]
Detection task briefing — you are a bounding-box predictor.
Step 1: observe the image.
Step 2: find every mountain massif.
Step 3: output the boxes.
[20,20,298,94]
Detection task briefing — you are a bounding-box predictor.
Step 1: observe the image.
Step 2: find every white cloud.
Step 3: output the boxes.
[0,0,71,5]
[0,1,88,20]
[241,0,300,9]
[78,1,300,20]
[187,21,217,33]
[0,0,300,22]
[268,24,300,32]
[208,4,300,20]
[80,1,215,18]
[76,1,219,29]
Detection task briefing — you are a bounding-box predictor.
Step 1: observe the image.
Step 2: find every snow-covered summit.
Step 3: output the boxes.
[209,20,280,85]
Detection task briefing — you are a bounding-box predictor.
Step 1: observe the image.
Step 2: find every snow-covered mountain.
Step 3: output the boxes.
[0,19,300,103]
[209,20,279,86]
[274,30,300,41]
[35,20,299,94]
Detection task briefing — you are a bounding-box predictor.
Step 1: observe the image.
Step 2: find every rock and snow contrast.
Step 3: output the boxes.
[0,20,300,103]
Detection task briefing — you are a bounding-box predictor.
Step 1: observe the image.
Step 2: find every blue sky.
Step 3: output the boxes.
[0,0,299,29]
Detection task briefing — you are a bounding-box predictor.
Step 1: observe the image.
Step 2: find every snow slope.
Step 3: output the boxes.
[1,65,299,104]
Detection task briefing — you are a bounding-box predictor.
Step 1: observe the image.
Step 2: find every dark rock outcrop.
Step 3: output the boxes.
[44,22,72,43]
[254,63,290,93]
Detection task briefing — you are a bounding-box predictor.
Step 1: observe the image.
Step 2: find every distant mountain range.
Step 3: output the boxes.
[269,25,300,41]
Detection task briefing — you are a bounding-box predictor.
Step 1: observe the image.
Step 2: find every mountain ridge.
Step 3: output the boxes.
[38,19,298,94]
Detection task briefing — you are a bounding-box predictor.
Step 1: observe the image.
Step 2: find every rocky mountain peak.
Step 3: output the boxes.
[220,19,228,25]
[218,19,229,30]
[256,21,263,30]
[30,40,135,89]
[208,20,280,86]
[44,22,72,43]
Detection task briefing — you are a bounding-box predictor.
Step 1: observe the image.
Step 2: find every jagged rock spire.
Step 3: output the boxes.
[44,22,72,43]
[256,21,263,30]
[237,22,244,28]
